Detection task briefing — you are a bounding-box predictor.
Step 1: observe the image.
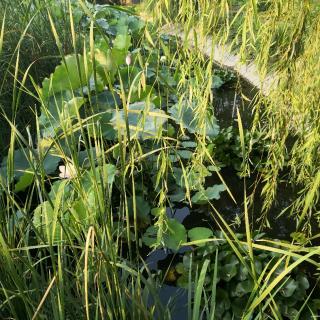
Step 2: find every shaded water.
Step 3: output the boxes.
[214,80,258,129]
[145,80,320,318]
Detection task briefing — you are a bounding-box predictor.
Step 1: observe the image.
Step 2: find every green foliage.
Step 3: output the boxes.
[188,227,213,246]
[41,55,91,99]
[0,0,76,152]
[147,0,320,231]
[1,1,320,319]
[143,218,187,251]
[0,147,60,190]
[111,102,167,139]
[174,233,320,319]
[169,101,219,138]
[191,184,226,205]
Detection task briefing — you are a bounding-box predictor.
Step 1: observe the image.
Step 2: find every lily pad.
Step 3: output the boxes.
[212,75,224,89]
[188,227,213,246]
[234,279,254,297]
[164,219,187,251]
[142,225,158,247]
[88,90,121,139]
[191,184,226,205]
[41,54,92,99]
[128,195,151,226]
[169,101,219,138]
[281,278,297,298]
[14,171,34,192]
[33,200,69,242]
[219,262,238,282]
[0,148,60,183]
[39,91,85,137]
[142,218,187,251]
[111,102,167,140]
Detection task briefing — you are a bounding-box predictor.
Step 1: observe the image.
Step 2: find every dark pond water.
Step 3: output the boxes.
[145,80,320,318]
[214,80,258,129]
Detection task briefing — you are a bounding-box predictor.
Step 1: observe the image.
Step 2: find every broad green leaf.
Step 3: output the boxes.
[159,67,176,87]
[142,225,158,247]
[62,97,85,118]
[169,101,219,138]
[91,90,121,110]
[49,180,72,201]
[128,15,145,34]
[102,164,117,186]
[33,201,69,242]
[1,149,27,181]
[142,218,187,250]
[111,32,131,66]
[111,102,167,140]
[280,278,297,298]
[81,164,116,191]
[285,308,299,319]
[88,90,121,140]
[95,39,117,84]
[188,227,213,246]
[14,171,34,192]
[43,154,61,175]
[181,141,197,148]
[164,219,187,251]
[296,274,309,290]
[176,273,189,289]
[151,207,166,217]
[212,75,224,89]
[113,33,131,51]
[232,297,248,317]
[234,279,254,297]
[128,195,150,226]
[237,264,249,281]
[169,189,185,203]
[191,184,226,204]
[39,91,83,137]
[216,288,231,314]
[96,18,109,31]
[71,199,89,225]
[173,165,211,191]
[0,148,60,181]
[41,54,92,99]
[254,259,263,275]
[219,262,238,282]
[176,150,193,160]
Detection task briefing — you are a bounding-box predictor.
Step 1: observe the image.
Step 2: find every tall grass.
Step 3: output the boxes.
[1,0,320,319]
[145,0,320,232]
[0,0,78,152]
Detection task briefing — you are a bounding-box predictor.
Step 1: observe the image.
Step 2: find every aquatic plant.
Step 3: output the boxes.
[0,1,320,319]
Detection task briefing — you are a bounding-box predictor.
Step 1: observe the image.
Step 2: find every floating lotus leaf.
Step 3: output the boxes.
[188,227,213,246]
[169,101,219,138]
[191,184,226,204]
[111,102,167,139]
[41,54,92,99]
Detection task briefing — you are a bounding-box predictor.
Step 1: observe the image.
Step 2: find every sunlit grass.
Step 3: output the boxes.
[0,0,320,319]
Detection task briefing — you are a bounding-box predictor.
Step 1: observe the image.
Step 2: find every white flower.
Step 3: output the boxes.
[160,55,167,63]
[125,53,131,66]
[59,164,76,179]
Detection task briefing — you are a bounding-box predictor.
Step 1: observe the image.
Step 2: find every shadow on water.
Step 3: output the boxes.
[214,80,258,129]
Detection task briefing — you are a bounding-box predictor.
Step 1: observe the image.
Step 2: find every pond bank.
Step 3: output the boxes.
[161,24,277,96]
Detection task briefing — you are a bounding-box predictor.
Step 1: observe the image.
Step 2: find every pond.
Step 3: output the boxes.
[142,78,320,319]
